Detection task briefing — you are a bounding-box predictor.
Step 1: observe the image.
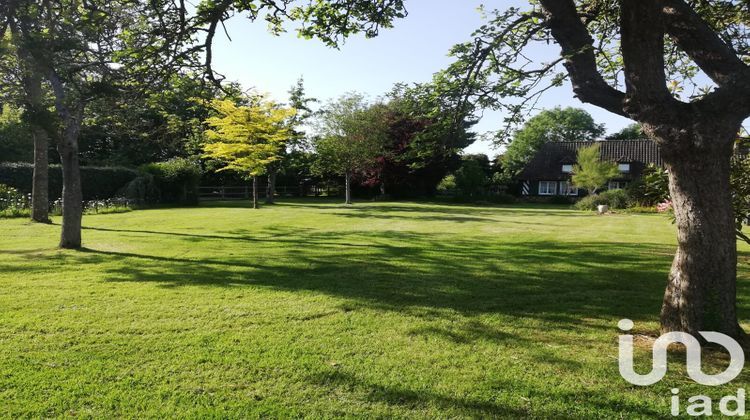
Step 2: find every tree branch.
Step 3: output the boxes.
[661,0,750,87]
[538,0,627,118]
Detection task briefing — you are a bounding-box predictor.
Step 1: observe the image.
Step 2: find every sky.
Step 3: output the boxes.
[211,0,637,158]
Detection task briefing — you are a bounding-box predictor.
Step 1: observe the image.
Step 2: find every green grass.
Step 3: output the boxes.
[1,200,748,418]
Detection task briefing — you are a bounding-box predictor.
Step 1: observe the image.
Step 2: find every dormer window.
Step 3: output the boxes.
[562,164,573,173]
[618,163,631,173]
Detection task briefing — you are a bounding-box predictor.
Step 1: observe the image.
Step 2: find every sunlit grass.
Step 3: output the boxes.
[0,199,748,417]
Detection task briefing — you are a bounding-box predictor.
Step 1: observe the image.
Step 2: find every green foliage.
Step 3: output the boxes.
[502,107,605,177]
[0,105,33,162]
[313,93,387,177]
[627,164,670,206]
[574,190,629,211]
[606,124,644,140]
[0,163,137,200]
[203,97,294,179]
[454,158,489,198]
[436,175,456,192]
[139,158,202,205]
[571,144,619,194]
[80,74,236,166]
[731,150,750,244]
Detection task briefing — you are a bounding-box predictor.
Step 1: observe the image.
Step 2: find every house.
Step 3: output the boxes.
[518,139,663,197]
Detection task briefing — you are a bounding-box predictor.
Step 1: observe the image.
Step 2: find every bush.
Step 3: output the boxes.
[139,158,201,205]
[0,184,29,217]
[627,164,669,206]
[437,175,457,192]
[119,174,160,205]
[0,163,138,200]
[575,189,629,211]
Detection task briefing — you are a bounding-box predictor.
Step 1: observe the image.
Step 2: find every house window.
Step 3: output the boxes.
[559,181,579,196]
[561,164,573,173]
[538,181,557,196]
[608,181,628,190]
[618,163,631,173]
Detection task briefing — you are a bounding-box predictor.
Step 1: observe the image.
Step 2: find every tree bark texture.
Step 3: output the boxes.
[266,171,276,204]
[345,171,352,205]
[252,176,259,209]
[57,139,83,249]
[658,126,744,338]
[24,74,50,223]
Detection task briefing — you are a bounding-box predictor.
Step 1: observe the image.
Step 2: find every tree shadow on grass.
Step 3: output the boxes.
[306,369,666,418]
[60,227,688,326]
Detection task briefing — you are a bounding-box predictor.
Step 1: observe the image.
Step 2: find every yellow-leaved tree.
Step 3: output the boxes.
[204,97,295,209]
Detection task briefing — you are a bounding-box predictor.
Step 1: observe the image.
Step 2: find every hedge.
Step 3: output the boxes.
[121,158,202,205]
[0,162,139,200]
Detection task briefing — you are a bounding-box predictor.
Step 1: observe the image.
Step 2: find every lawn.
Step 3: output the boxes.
[1,200,749,418]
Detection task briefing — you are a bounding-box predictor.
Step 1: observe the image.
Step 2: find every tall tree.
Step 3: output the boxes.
[203,97,294,209]
[2,0,194,247]
[264,77,317,204]
[313,93,387,204]
[362,82,476,198]
[1,20,51,222]
[447,1,750,338]
[502,107,605,179]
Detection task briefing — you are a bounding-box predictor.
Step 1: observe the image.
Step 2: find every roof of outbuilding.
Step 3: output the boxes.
[519,139,663,180]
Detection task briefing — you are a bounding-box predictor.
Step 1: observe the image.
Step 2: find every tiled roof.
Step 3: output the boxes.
[519,139,663,180]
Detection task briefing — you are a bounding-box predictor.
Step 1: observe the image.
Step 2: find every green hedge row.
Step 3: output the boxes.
[0,162,138,200]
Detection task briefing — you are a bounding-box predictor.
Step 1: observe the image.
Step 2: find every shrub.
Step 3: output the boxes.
[627,164,669,206]
[139,158,201,205]
[0,163,138,200]
[0,184,29,217]
[547,195,574,205]
[454,159,488,197]
[437,175,456,193]
[119,174,160,205]
[574,189,629,211]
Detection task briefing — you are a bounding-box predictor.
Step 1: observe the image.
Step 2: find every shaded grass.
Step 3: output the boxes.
[0,199,748,417]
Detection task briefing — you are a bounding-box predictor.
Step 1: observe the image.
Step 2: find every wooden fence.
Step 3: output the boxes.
[198,185,342,201]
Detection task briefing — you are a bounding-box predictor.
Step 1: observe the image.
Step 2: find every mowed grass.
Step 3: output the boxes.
[1,200,749,418]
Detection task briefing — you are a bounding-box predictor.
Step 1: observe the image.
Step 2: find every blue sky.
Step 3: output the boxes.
[212,0,636,158]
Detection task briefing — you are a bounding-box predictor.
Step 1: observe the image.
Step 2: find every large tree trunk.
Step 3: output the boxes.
[659,129,744,339]
[58,140,83,249]
[47,72,84,249]
[24,75,50,223]
[252,176,259,209]
[265,171,276,204]
[31,127,50,223]
[345,171,352,205]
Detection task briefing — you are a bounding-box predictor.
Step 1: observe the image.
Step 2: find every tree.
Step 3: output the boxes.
[360,83,476,198]
[263,77,317,204]
[203,98,294,209]
[0,104,32,162]
[2,18,52,223]
[313,93,386,204]
[454,155,490,198]
[502,107,605,178]
[2,0,196,246]
[607,123,645,140]
[571,144,619,194]
[447,1,750,339]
